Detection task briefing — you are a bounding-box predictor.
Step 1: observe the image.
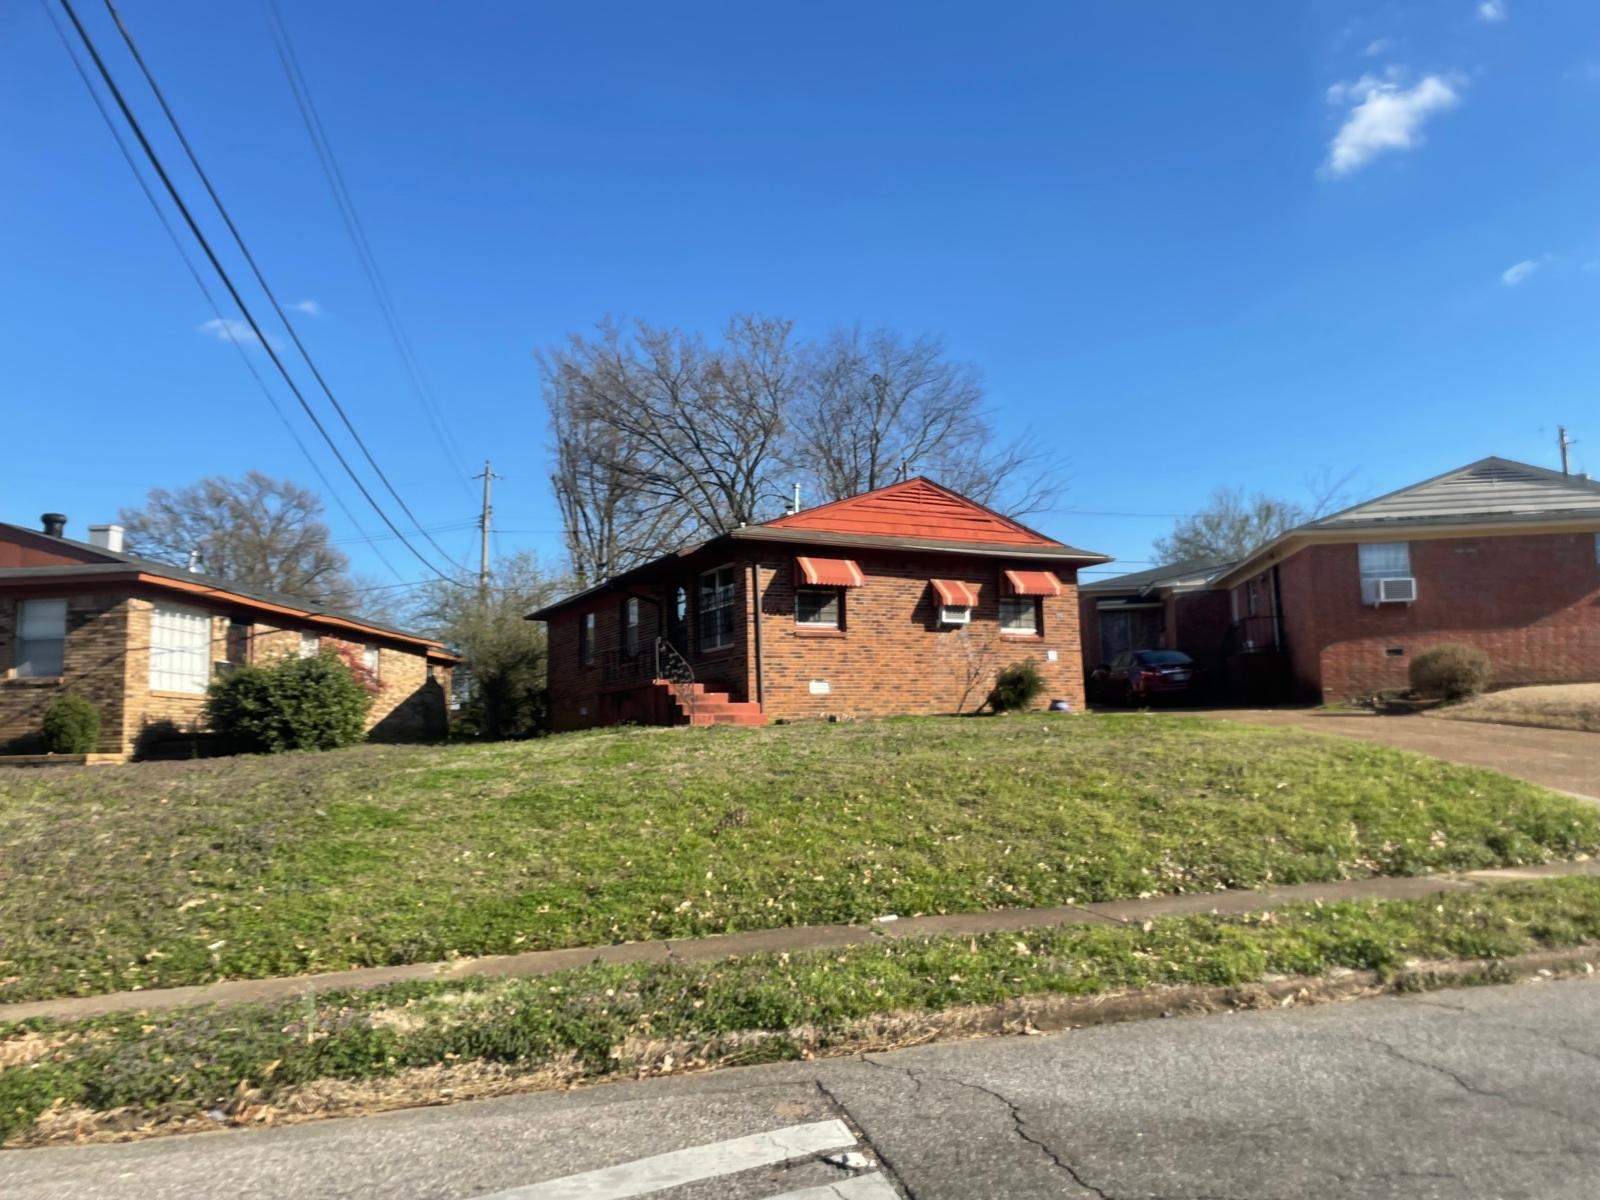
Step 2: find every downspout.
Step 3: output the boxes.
[749,561,766,709]
[1270,564,1285,653]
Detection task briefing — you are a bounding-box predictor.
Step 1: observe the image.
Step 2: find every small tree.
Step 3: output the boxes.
[41,693,100,754]
[987,659,1046,713]
[1409,644,1491,701]
[207,651,372,753]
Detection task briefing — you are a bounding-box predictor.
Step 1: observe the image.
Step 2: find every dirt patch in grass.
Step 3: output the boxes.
[6,877,1600,1147]
[1432,684,1600,734]
[3,717,1599,1003]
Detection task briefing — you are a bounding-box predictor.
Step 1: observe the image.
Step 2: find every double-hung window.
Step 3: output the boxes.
[150,603,212,694]
[699,566,737,651]
[362,644,381,678]
[795,586,842,629]
[579,611,596,665]
[300,632,321,658]
[623,597,641,655]
[16,598,67,678]
[1358,542,1411,604]
[999,596,1040,636]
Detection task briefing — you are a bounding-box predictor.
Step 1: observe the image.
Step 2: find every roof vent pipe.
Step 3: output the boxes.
[187,549,204,573]
[40,513,67,538]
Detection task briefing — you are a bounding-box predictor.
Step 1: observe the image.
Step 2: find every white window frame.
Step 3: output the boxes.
[1359,542,1412,604]
[998,595,1040,635]
[300,632,321,658]
[149,603,213,694]
[580,611,596,665]
[795,585,843,629]
[698,565,738,651]
[16,598,67,678]
[362,644,380,678]
[939,603,972,626]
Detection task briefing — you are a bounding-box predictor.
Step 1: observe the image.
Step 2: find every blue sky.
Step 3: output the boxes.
[3,0,1598,594]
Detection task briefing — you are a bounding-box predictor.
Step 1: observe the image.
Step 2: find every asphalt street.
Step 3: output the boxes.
[7,977,1600,1199]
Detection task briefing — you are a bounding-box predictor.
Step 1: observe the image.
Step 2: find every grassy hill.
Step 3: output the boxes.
[2,714,1597,1003]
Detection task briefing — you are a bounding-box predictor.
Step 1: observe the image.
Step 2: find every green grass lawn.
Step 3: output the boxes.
[7,877,1600,1146]
[2,715,1598,1003]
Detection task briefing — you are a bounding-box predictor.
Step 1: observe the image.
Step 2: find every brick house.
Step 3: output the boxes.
[529,478,1110,730]
[1086,458,1600,703]
[0,514,458,758]
[1078,559,1234,677]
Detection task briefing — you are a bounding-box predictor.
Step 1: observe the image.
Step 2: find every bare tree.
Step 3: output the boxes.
[788,327,1063,515]
[543,316,797,583]
[119,472,358,606]
[1151,471,1356,564]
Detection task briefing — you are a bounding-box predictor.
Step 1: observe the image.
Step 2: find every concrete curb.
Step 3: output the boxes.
[5,859,1598,1024]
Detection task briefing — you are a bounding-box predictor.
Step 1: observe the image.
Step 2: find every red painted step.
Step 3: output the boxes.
[653,679,765,727]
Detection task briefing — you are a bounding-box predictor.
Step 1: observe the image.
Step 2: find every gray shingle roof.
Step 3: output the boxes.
[1307,457,1600,529]
[1080,558,1235,595]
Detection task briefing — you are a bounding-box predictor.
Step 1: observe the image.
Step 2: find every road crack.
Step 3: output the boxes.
[1364,1035,1599,1131]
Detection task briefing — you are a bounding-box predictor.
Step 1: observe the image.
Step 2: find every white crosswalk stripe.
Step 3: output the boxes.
[764,1174,901,1199]
[472,1118,876,1199]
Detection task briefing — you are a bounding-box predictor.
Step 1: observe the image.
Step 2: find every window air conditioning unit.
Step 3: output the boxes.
[940,605,972,626]
[1376,577,1418,604]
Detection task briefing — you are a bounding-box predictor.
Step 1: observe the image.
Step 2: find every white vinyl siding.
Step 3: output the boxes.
[149,604,213,694]
[16,598,67,678]
[1358,542,1411,604]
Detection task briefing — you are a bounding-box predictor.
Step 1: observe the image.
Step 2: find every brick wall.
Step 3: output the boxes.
[0,592,131,753]
[754,552,1084,720]
[3,588,447,756]
[1279,532,1600,700]
[544,550,1088,730]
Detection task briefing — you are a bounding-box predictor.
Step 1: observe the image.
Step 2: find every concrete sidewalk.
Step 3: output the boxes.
[5,859,1597,1025]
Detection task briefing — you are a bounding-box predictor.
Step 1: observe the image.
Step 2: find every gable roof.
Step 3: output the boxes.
[1307,457,1600,529]
[1213,457,1600,590]
[1080,558,1235,595]
[0,521,457,658]
[527,477,1110,620]
[761,477,1068,547]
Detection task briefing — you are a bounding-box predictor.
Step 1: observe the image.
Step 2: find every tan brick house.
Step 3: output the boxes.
[1082,458,1600,703]
[1,515,457,758]
[529,478,1110,731]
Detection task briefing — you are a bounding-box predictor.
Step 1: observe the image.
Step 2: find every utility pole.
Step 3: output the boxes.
[1559,426,1574,475]
[473,460,501,601]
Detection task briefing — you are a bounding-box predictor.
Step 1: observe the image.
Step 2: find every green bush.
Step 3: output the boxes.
[1410,643,1491,701]
[41,693,100,754]
[206,651,373,754]
[987,659,1046,713]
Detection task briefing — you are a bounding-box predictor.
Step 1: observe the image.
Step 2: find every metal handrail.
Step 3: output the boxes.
[654,636,697,723]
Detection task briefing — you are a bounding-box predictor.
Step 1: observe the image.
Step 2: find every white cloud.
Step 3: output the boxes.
[287,299,322,316]
[1477,0,1506,22]
[197,317,262,345]
[1322,72,1463,177]
[1364,37,1397,57]
[1500,259,1542,285]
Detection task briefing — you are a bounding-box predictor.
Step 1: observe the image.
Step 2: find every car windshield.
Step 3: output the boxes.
[1135,651,1192,666]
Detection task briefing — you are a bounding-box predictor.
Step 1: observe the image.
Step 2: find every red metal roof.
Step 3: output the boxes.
[1004,569,1063,596]
[930,578,979,606]
[796,556,865,587]
[764,478,1065,547]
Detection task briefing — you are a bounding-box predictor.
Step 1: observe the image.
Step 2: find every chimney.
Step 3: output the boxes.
[40,513,67,538]
[186,549,204,574]
[87,524,124,553]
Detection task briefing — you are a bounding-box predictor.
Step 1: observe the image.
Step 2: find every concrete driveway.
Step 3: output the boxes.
[1193,707,1600,802]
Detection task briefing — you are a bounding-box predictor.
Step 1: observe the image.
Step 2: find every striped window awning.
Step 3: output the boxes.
[930,579,978,607]
[1004,569,1063,596]
[796,556,865,587]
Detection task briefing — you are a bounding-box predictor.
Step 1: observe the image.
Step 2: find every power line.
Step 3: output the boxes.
[97,0,467,575]
[57,0,456,584]
[260,0,474,495]
[43,0,408,585]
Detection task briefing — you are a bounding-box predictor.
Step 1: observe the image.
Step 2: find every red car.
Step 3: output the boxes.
[1090,650,1203,706]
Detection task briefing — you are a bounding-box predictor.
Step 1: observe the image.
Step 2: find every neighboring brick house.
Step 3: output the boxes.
[1078,559,1234,676]
[1133,458,1600,703]
[0,514,458,758]
[529,478,1110,731]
